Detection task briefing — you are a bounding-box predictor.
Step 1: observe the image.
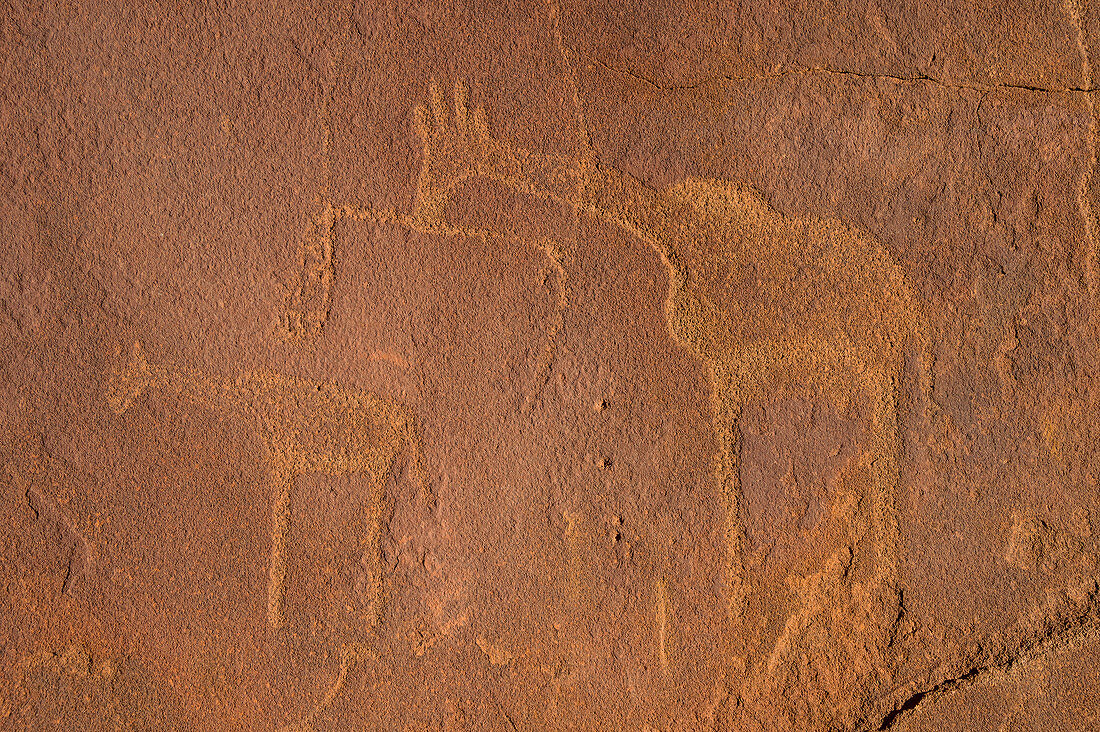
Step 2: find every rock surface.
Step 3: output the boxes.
[2,1,1099,729]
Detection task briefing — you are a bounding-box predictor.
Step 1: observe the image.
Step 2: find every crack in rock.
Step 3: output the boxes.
[595,60,1100,95]
[873,580,1100,730]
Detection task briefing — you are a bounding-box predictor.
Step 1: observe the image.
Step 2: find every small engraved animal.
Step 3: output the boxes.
[107,342,422,629]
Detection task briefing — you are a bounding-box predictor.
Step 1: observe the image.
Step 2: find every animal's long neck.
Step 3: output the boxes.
[479,138,588,211]
[479,139,667,247]
[579,162,670,246]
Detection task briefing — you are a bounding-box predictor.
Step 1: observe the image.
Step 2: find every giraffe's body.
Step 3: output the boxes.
[576,173,927,619]
[665,183,930,648]
[653,177,917,405]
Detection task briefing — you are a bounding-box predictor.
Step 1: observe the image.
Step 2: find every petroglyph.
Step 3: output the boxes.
[282,203,337,339]
[10,645,114,726]
[563,508,587,604]
[280,74,570,357]
[283,194,570,412]
[525,237,568,411]
[17,644,114,684]
[738,453,907,729]
[413,610,469,658]
[1004,511,1098,574]
[1065,0,1099,299]
[411,80,594,225]
[277,43,571,413]
[107,341,423,630]
[476,634,513,666]
[548,0,595,168]
[275,189,568,411]
[281,6,353,340]
[410,83,934,632]
[8,644,180,729]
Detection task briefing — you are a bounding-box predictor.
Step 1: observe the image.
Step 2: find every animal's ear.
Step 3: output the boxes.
[106,341,151,415]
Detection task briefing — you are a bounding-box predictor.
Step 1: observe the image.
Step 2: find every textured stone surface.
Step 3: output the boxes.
[1,1,1099,729]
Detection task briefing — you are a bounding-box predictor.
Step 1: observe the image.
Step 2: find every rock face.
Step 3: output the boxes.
[1,2,1098,729]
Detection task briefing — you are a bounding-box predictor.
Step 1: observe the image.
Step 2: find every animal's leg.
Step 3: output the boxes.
[268,465,295,630]
[917,323,940,423]
[395,413,429,509]
[359,467,388,629]
[716,389,747,620]
[277,643,371,732]
[865,362,902,584]
[107,341,154,414]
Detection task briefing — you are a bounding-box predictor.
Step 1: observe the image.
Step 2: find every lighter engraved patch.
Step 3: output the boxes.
[407,82,935,627]
[107,341,424,631]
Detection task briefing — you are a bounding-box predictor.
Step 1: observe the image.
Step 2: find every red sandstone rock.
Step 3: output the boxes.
[1,2,1098,729]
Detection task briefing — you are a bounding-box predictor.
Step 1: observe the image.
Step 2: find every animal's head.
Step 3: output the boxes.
[106,341,152,415]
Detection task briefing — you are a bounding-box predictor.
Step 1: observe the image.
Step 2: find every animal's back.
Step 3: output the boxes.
[661,177,920,397]
[238,373,408,476]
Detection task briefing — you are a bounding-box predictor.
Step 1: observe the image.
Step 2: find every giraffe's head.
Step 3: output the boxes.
[107,341,152,415]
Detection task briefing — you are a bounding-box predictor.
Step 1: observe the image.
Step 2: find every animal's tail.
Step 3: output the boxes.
[106,341,152,415]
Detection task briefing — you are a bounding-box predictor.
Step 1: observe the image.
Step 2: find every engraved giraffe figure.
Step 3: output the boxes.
[107,342,422,629]
[411,82,935,624]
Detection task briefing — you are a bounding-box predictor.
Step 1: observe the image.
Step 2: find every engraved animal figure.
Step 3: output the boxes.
[277,180,569,376]
[411,82,934,623]
[107,342,422,630]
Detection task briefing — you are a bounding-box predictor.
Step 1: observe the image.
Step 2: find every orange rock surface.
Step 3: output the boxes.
[2,2,1099,729]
